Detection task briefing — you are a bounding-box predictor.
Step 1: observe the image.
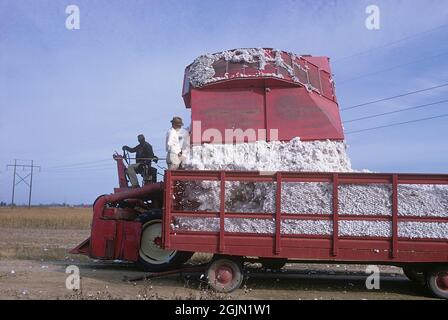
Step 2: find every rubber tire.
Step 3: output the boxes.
[402,266,425,283]
[207,257,243,293]
[260,258,287,270]
[136,210,193,272]
[426,266,448,299]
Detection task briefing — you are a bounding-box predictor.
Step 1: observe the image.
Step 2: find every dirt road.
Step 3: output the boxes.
[0,258,436,300]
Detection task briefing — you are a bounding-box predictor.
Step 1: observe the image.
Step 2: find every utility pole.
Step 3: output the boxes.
[6,159,41,208]
[11,159,16,207]
[29,160,34,209]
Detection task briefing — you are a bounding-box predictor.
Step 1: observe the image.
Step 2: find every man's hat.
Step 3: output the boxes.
[171,116,184,126]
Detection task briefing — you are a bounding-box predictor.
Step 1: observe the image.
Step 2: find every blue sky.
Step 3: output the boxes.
[0,0,447,204]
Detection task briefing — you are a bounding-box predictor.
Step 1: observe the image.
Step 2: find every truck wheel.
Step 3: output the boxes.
[207,257,243,293]
[402,266,424,283]
[137,210,192,272]
[426,266,448,299]
[260,258,287,270]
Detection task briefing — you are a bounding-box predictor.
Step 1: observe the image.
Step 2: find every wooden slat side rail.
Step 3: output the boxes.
[219,171,226,252]
[275,172,282,254]
[392,174,399,258]
[332,173,339,256]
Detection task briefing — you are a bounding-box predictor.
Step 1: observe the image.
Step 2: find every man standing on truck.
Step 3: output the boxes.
[122,134,158,188]
[166,116,188,170]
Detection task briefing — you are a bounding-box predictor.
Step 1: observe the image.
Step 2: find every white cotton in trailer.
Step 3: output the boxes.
[174,180,448,219]
[338,184,392,216]
[184,137,353,173]
[281,183,333,214]
[178,137,353,212]
[339,220,391,238]
[398,184,448,217]
[188,48,293,88]
[174,136,448,238]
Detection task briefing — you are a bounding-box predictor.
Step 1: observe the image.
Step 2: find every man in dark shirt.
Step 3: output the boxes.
[122,134,158,188]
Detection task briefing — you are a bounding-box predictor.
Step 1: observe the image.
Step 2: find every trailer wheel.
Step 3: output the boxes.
[207,257,243,293]
[137,210,192,272]
[260,258,287,270]
[426,266,448,299]
[402,266,425,283]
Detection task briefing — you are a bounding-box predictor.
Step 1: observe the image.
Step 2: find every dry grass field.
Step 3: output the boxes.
[0,207,91,261]
[0,207,92,229]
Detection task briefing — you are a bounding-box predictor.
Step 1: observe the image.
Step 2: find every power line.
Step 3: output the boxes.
[345,113,448,135]
[43,167,117,175]
[341,82,448,111]
[337,51,448,85]
[45,153,164,171]
[343,99,448,123]
[43,164,116,173]
[333,22,448,63]
[43,164,114,171]
[45,158,111,170]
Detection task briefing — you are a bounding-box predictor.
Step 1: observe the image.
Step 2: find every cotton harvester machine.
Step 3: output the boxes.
[71,49,448,298]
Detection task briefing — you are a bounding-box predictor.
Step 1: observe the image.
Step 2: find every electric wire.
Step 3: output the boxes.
[337,51,448,85]
[342,82,448,111]
[333,23,448,63]
[345,113,448,134]
[343,99,448,123]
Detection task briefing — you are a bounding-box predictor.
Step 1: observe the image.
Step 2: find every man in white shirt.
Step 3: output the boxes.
[166,116,186,170]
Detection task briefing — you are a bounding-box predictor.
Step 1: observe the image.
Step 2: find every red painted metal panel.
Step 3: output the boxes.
[265,87,344,141]
[113,154,128,188]
[167,234,448,263]
[301,56,331,73]
[306,62,322,92]
[168,233,448,253]
[69,237,90,255]
[121,221,142,261]
[190,88,266,144]
[88,220,142,262]
[320,70,335,101]
[190,86,344,143]
[167,238,447,264]
[164,170,172,248]
[115,221,124,258]
[90,219,116,259]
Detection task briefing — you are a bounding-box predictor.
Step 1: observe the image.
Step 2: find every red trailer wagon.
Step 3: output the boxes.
[161,169,448,297]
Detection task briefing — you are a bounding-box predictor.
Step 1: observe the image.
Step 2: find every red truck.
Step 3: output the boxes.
[71,49,448,298]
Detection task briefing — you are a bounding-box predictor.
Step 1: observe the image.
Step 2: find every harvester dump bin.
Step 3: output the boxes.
[182,48,344,143]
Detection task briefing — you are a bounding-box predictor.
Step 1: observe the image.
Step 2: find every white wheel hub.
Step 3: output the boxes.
[139,220,176,264]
